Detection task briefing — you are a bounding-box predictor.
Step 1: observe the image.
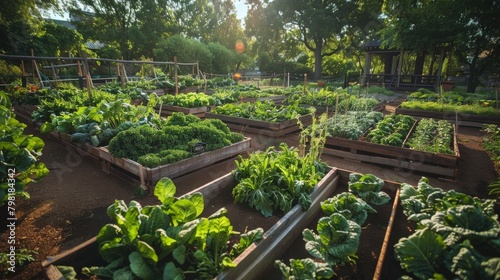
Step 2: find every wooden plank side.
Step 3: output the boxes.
[325,136,458,167]
[148,137,251,182]
[324,148,457,177]
[395,107,500,126]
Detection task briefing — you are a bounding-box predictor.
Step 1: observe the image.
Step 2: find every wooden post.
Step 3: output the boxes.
[21,60,27,87]
[51,63,59,89]
[77,61,84,89]
[303,73,307,93]
[31,49,43,87]
[122,64,129,83]
[82,52,93,99]
[174,56,178,96]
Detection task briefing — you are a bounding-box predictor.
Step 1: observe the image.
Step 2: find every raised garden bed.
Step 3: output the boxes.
[41,167,340,279]
[258,169,402,279]
[98,137,251,188]
[205,112,312,137]
[323,119,460,180]
[13,104,38,122]
[395,105,500,127]
[48,131,251,188]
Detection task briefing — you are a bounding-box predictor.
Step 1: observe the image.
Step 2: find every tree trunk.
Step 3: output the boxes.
[314,41,322,81]
[466,61,478,93]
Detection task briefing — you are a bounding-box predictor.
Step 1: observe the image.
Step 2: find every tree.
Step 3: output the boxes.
[381,0,500,93]
[70,0,176,59]
[0,0,63,54]
[153,35,214,72]
[247,0,381,80]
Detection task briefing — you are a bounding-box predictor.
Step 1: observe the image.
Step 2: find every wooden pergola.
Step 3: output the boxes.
[361,40,446,91]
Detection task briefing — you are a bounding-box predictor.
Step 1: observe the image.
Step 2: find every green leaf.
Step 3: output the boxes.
[154,178,176,205]
[394,228,446,280]
[167,199,198,225]
[163,262,183,280]
[137,240,158,263]
[97,224,122,243]
[112,266,133,280]
[129,251,154,280]
[125,206,140,242]
[172,245,186,265]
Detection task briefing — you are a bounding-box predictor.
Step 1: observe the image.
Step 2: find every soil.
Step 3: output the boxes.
[1,99,499,280]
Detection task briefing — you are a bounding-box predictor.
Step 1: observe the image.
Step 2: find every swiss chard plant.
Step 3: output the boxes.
[85,178,263,279]
[395,177,500,279]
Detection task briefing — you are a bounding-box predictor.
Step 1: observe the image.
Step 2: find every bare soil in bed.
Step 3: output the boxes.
[1,104,498,279]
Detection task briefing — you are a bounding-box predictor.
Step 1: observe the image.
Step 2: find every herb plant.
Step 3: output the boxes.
[86,178,263,279]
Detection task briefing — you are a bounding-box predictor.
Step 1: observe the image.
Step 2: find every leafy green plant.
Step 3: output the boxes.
[347,173,391,205]
[274,258,334,279]
[108,113,243,166]
[232,143,328,217]
[161,92,216,108]
[302,213,361,266]
[0,97,49,205]
[366,114,415,146]
[407,118,454,155]
[320,192,377,226]
[400,100,500,116]
[323,111,383,140]
[212,100,311,122]
[395,177,500,279]
[86,178,263,279]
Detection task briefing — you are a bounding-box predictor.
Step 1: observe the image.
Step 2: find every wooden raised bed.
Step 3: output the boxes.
[258,169,402,279]
[395,105,500,127]
[13,104,38,122]
[98,137,251,188]
[205,112,312,137]
[323,122,460,180]
[42,167,340,280]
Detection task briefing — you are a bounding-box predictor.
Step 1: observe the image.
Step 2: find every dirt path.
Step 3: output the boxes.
[0,112,498,279]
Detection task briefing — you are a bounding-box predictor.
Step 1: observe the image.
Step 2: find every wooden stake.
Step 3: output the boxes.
[51,63,59,89]
[82,52,93,99]
[174,56,178,96]
[21,60,27,87]
[31,49,43,87]
[303,73,307,93]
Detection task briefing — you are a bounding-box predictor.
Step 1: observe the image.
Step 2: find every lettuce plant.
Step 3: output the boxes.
[88,178,263,279]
